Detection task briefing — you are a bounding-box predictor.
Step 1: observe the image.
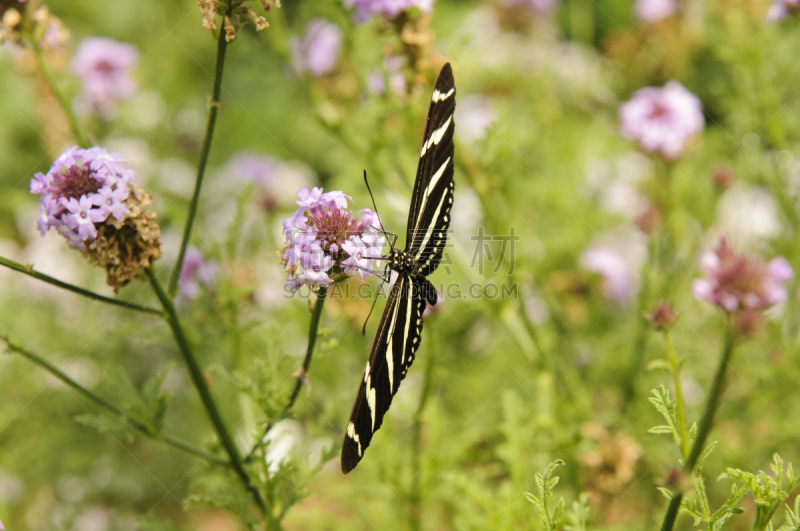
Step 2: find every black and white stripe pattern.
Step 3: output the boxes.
[342,63,456,474]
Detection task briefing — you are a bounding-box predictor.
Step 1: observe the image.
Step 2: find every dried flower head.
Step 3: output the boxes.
[645,301,678,331]
[692,236,792,328]
[280,187,384,292]
[72,37,139,119]
[31,146,161,290]
[619,81,704,160]
[199,0,278,41]
[1,0,68,48]
[579,423,643,495]
[290,19,342,78]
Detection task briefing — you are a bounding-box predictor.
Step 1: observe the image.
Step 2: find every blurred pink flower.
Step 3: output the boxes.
[581,246,639,303]
[456,95,496,143]
[345,0,433,23]
[291,19,342,77]
[72,37,139,119]
[766,0,799,21]
[619,81,704,159]
[692,236,792,315]
[423,292,444,317]
[178,246,217,300]
[634,0,676,22]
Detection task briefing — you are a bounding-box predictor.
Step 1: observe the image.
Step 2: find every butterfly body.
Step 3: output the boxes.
[342,63,456,474]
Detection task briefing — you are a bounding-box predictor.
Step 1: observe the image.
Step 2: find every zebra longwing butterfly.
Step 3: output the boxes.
[342,63,456,474]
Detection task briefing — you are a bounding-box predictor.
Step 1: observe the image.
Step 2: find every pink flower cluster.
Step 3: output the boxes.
[504,0,560,13]
[692,237,792,315]
[72,36,139,119]
[30,146,134,250]
[619,81,704,160]
[345,0,433,23]
[282,187,385,292]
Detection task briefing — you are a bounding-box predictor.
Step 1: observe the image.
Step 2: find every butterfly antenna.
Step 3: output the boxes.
[361,277,387,336]
[363,170,394,252]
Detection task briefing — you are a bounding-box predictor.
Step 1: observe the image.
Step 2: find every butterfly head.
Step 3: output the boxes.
[387,248,415,275]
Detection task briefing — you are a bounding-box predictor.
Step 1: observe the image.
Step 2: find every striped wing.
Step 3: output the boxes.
[406,63,456,277]
[342,274,425,474]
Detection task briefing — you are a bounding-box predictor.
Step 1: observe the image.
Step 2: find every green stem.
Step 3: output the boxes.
[284,286,328,413]
[409,324,437,531]
[147,267,266,512]
[0,255,162,316]
[32,40,91,148]
[246,287,328,462]
[2,333,226,466]
[664,330,689,460]
[660,323,737,531]
[168,22,230,297]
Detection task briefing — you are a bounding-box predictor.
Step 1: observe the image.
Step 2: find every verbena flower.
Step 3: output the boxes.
[31,145,162,291]
[366,56,407,96]
[692,236,792,320]
[290,19,341,78]
[226,150,310,212]
[345,0,433,24]
[72,37,139,119]
[619,81,704,160]
[178,246,217,300]
[767,0,799,21]
[645,301,678,331]
[581,246,639,303]
[280,187,384,292]
[634,0,676,22]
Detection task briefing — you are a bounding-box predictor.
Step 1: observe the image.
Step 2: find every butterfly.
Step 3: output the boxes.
[342,63,456,474]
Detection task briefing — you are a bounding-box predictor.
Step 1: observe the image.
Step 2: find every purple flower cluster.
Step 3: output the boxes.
[345,0,433,23]
[619,81,704,160]
[31,146,134,250]
[178,246,217,300]
[291,19,342,78]
[72,36,139,119]
[634,0,676,22]
[282,187,385,291]
[692,236,792,315]
[767,0,799,21]
[366,56,406,97]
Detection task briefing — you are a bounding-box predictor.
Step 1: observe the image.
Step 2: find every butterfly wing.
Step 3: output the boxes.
[341,274,426,474]
[406,63,456,277]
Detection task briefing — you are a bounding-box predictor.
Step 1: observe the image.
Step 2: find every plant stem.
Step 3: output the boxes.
[2,333,226,466]
[0,255,162,315]
[659,324,737,531]
[685,326,735,471]
[284,286,328,413]
[409,324,437,531]
[168,22,230,297]
[246,287,328,461]
[147,267,266,512]
[32,41,91,148]
[664,330,689,460]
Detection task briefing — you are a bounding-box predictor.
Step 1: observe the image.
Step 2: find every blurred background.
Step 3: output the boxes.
[2,0,800,529]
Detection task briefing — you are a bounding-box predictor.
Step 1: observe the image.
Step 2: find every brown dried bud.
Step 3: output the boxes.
[635,205,662,236]
[712,168,734,190]
[645,301,678,331]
